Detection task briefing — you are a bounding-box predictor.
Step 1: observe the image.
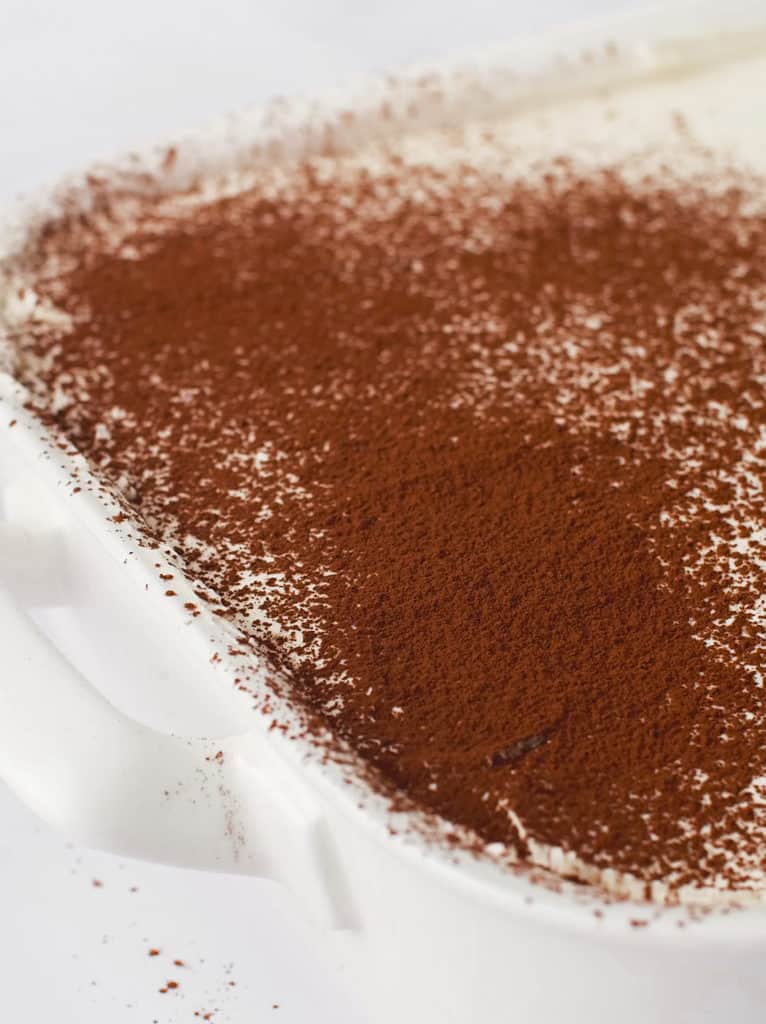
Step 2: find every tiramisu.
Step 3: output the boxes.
[4,42,766,903]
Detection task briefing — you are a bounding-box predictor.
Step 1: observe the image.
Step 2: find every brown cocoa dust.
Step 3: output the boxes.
[10,145,766,896]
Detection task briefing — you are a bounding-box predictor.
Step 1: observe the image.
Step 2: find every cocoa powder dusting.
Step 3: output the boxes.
[11,139,766,897]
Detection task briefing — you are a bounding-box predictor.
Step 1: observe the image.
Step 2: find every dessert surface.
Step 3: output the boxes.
[5,47,766,902]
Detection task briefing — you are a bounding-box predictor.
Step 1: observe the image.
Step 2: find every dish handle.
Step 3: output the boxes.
[0,584,351,929]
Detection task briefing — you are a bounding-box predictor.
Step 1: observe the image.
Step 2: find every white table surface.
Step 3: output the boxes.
[1,2,645,1020]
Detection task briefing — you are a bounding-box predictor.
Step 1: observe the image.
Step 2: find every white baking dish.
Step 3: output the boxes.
[3,4,766,1021]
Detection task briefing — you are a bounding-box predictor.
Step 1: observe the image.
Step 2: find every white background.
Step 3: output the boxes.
[1,2,645,1021]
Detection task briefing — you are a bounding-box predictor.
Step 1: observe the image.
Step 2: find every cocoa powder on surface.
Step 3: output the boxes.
[10,142,766,898]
